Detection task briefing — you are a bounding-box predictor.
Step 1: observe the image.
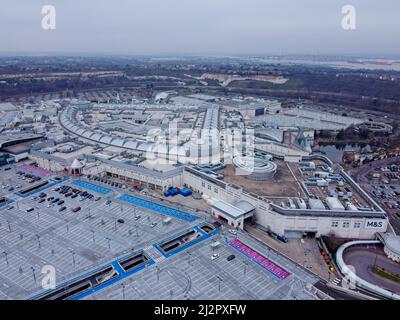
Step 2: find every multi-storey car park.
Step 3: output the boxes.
[0,93,398,300]
[0,164,322,300]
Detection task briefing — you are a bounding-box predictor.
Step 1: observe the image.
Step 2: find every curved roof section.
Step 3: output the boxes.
[123,140,138,149]
[81,131,93,139]
[112,138,125,147]
[59,104,192,159]
[90,133,103,141]
[100,136,113,145]
[75,128,85,135]
[233,156,277,174]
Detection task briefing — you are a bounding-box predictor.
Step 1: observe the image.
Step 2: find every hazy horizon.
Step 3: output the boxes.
[1,0,400,56]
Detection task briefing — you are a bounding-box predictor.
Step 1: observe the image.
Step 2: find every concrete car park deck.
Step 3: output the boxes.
[84,232,319,300]
[0,172,195,299]
[0,166,320,300]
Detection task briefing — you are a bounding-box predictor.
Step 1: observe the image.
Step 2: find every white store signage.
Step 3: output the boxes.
[365,219,385,229]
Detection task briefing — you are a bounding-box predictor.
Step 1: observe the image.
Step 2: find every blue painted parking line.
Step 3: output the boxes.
[119,194,198,222]
[71,259,155,300]
[72,180,112,195]
[194,225,207,236]
[29,249,154,300]
[0,199,15,209]
[154,225,220,258]
[14,177,69,198]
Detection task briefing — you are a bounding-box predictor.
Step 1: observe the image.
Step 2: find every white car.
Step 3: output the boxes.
[211,253,220,261]
[46,204,53,208]
[228,229,237,235]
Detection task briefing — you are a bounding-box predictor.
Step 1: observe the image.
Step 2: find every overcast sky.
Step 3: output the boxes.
[1,0,399,56]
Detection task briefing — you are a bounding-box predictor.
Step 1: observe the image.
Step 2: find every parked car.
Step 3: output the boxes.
[227,254,236,261]
[211,253,220,261]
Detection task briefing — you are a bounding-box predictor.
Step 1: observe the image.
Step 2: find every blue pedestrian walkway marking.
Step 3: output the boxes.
[119,194,198,222]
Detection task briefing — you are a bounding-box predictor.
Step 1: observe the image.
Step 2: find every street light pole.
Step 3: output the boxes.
[3,251,8,266]
[156,266,160,281]
[106,237,111,249]
[373,251,378,268]
[31,267,36,283]
[36,235,41,249]
[217,276,222,292]
[121,283,126,299]
[71,251,76,267]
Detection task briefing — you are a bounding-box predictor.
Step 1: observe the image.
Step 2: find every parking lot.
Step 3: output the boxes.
[0,165,321,300]
[0,164,49,198]
[352,160,400,233]
[85,232,319,300]
[0,170,196,299]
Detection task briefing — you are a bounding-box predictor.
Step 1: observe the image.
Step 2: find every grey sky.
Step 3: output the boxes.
[0,0,399,56]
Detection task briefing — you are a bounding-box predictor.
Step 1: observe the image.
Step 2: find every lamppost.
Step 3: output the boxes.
[31,267,36,283]
[243,260,248,277]
[106,237,111,249]
[373,251,379,268]
[216,276,222,292]
[3,251,8,266]
[71,250,76,267]
[156,266,160,281]
[36,234,41,249]
[121,283,126,299]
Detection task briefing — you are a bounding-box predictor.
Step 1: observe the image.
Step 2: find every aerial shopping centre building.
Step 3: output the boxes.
[30,149,388,240]
[19,101,385,240]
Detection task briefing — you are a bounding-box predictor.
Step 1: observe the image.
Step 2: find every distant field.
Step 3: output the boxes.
[228,78,304,90]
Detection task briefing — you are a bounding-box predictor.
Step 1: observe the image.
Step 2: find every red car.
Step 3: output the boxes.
[72,206,81,213]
